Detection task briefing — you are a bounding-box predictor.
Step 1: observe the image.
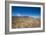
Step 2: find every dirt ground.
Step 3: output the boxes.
[12,16,41,29]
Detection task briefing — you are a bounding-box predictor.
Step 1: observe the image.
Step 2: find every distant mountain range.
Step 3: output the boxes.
[12,16,40,18]
[12,16,40,22]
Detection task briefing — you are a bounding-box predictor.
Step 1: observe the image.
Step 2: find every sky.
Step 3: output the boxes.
[12,6,41,17]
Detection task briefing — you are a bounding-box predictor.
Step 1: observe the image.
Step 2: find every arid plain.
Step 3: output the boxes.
[12,16,41,29]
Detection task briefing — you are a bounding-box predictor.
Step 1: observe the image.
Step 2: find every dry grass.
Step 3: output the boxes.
[12,16,41,28]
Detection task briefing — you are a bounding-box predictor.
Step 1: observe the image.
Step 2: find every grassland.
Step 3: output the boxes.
[12,16,41,29]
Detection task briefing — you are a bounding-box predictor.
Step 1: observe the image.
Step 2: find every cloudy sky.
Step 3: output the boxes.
[12,6,41,17]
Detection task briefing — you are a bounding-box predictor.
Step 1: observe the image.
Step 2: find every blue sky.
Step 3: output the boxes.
[12,6,41,16]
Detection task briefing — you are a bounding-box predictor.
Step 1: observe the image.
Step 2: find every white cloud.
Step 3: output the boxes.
[32,16,40,18]
[16,13,21,16]
[29,16,40,18]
